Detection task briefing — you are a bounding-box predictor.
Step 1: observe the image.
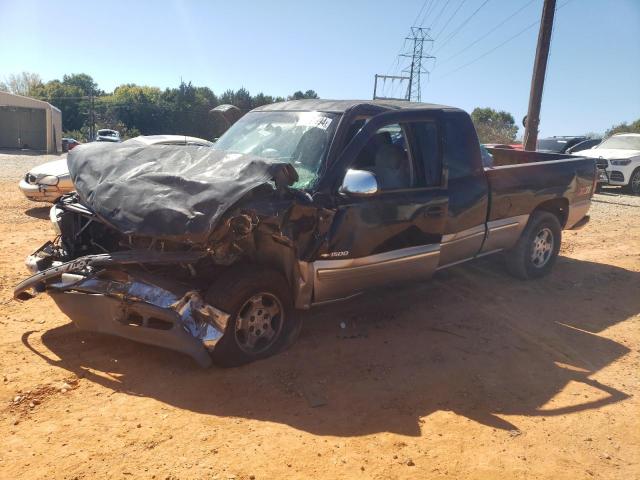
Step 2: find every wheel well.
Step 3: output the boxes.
[534,198,569,228]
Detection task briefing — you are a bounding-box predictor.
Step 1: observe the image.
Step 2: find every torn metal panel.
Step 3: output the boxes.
[14,249,205,298]
[45,271,229,367]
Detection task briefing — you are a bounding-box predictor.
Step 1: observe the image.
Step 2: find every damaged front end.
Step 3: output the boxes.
[15,142,326,366]
[15,247,230,367]
[14,193,238,367]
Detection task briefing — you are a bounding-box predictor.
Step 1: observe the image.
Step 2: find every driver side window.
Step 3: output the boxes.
[352,124,413,191]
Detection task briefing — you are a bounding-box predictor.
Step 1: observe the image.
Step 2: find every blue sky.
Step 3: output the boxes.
[1,0,638,137]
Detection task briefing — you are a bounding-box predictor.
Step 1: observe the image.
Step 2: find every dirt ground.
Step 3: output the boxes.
[1,153,639,479]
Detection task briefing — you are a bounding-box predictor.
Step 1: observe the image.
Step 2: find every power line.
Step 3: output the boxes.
[436,0,573,79]
[417,0,440,27]
[438,20,539,78]
[429,0,453,33]
[438,0,538,66]
[412,0,432,26]
[434,0,469,40]
[433,0,492,54]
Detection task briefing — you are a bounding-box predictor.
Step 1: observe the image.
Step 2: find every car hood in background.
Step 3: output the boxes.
[574,148,640,160]
[68,142,297,244]
[28,158,69,178]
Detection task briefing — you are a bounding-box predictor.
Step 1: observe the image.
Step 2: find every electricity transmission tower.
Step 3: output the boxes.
[400,27,435,102]
[373,27,435,101]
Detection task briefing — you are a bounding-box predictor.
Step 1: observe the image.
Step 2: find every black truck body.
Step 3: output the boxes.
[15,100,597,367]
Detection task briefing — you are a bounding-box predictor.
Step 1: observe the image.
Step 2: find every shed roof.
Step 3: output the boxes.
[0,91,61,113]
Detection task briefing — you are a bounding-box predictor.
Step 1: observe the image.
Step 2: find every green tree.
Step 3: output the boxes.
[605,119,640,137]
[62,73,99,95]
[30,73,100,131]
[288,89,319,100]
[471,107,518,144]
[251,92,275,108]
[103,84,163,134]
[32,80,86,131]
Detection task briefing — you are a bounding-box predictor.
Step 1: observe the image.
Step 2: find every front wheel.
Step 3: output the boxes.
[505,211,562,280]
[628,168,640,195]
[205,265,301,367]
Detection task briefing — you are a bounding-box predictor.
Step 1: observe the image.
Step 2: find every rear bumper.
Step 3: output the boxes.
[18,180,61,202]
[15,247,229,367]
[569,215,590,230]
[566,199,592,230]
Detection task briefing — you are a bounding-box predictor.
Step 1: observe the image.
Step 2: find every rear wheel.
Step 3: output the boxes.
[505,211,562,280]
[205,265,301,367]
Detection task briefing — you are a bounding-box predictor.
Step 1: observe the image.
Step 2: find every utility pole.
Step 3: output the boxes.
[90,88,95,141]
[400,27,435,102]
[523,0,557,151]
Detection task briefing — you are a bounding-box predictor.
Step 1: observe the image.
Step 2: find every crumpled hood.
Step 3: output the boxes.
[575,148,640,160]
[29,158,69,178]
[68,142,297,243]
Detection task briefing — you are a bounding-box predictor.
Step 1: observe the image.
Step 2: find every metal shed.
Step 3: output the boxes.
[0,91,62,153]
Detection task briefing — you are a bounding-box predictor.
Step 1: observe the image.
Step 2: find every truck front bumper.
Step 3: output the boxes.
[15,247,229,367]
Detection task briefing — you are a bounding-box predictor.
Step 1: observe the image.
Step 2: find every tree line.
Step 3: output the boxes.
[2,71,638,144]
[0,72,318,141]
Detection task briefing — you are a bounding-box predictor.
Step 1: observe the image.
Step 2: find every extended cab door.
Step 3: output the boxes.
[312,110,448,303]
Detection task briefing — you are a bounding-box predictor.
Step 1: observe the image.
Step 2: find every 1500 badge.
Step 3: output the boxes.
[320,251,350,258]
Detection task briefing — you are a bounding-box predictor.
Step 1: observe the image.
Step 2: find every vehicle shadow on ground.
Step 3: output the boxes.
[24,206,50,219]
[27,256,637,437]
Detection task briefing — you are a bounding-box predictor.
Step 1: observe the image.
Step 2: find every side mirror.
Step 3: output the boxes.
[339,169,379,196]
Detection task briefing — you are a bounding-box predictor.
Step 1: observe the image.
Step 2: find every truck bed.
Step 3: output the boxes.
[487,147,575,166]
[485,148,596,227]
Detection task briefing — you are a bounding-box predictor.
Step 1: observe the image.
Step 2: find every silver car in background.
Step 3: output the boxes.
[19,135,215,202]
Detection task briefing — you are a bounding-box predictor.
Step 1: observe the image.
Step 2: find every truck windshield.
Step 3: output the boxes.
[213,111,339,189]
[596,136,640,151]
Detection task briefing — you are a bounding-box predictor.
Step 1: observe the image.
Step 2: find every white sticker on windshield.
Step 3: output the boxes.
[297,112,331,130]
[316,116,332,130]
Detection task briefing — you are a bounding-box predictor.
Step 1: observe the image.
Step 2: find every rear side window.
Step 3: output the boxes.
[444,112,482,179]
[407,121,441,187]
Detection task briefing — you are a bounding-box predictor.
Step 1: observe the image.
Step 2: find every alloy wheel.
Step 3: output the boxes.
[530,227,554,268]
[234,293,284,355]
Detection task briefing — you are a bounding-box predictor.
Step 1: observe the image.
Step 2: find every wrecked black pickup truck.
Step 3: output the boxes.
[14,100,597,367]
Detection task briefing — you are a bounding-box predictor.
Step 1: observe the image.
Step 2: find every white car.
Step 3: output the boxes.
[575,133,640,194]
[19,135,214,202]
[96,129,121,142]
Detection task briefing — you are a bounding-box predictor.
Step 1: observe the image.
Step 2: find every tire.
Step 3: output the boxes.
[505,211,562,280]
[627,168,640,195]
[205,265,301,367]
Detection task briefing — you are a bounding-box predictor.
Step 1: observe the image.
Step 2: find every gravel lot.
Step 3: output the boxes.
[0,150,66,181]
[1,153,639,479]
